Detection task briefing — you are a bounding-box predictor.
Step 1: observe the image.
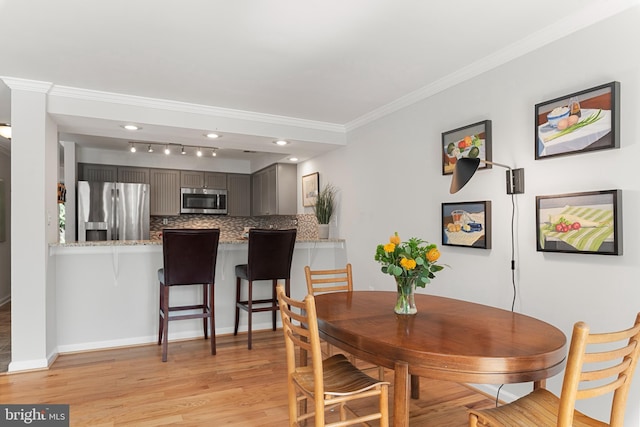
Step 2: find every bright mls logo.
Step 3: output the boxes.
[1,405,69,426]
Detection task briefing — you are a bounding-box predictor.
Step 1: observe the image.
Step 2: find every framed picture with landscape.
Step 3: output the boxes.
[535,81,620,160]
[441,201,491,249]
[442,120,492,175]
[536,189,622,255]
[302,172,319,207]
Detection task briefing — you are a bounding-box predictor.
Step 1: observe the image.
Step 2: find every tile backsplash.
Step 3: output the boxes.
[150,214,319,241]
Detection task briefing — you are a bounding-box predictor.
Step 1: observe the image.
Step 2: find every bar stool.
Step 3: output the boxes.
[234,228,296,349]
[158,228,220,362]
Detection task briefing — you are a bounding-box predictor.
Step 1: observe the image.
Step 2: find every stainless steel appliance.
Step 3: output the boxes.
[77,181,150,241]
[181,187,227,215]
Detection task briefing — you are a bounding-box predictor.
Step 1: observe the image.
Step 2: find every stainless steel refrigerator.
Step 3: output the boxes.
[77,181,150,241]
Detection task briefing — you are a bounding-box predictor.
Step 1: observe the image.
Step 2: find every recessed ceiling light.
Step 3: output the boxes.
[274,140,288,146]
[122,124,141,131]
[289,157,298,162]
[205,133,220,139]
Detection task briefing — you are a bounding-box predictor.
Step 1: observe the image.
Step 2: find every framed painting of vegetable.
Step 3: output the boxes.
[302,172,319,207]
[536,189,622,255]
[535,81,620,160]
[442,201,491,249]
[442,120,492,175]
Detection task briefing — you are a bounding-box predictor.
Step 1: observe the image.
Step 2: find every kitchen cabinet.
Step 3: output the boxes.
[251,163,296,215]
[150,169,180,216]
[180,171,227,189]
[227,174,251,216]
[117,167,150,184]
[78,163,117,182]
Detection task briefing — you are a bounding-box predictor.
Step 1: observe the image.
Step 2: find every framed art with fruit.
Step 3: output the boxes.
[536,189,622,255]
[535,81,620,160]
[441,120,492,175]
[441,201,491,249]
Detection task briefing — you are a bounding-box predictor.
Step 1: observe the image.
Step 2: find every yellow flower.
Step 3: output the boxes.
[400,258,416,270]
[384,243,396,253]
[389,233,401,245]
[426,248,440,262]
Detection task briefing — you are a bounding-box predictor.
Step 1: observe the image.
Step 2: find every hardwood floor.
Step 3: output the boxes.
[0,329,495,426]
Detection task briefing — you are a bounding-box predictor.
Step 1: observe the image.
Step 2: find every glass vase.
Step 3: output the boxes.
[394,276,417,315]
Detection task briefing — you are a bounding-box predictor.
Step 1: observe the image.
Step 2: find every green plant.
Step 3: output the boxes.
[314,184,337,224]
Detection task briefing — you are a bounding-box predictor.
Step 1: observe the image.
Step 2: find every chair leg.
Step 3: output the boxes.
[272,279,277,331]
[162,285,170,362]
[202,284,208,339]
[158,283,164,345]
[247,280,253,350]
[209,282,216,355]
[234,277,241,336]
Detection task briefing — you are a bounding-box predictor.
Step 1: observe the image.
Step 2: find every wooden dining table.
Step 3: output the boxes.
[313,291,567,427]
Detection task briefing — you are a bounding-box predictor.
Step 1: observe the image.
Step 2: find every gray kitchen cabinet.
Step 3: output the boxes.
[251,163,296,215]
[78,163,117,182]
[227,174,251,216]
[180,171,227,189]
[117,167,150,184]
[150,169,180,216]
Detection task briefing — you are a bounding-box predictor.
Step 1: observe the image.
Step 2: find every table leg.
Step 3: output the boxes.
[393,361,410,427]
[411,375,420,399]
[534,379,546,390]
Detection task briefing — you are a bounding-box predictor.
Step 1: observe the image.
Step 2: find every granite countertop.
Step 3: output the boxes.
[52,238,344,247]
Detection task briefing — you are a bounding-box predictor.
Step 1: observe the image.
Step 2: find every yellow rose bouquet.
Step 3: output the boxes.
[375,232,445,314]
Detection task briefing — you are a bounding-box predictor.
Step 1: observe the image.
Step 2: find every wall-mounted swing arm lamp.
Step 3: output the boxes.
[450,157,525,194]
[0,123,11,140]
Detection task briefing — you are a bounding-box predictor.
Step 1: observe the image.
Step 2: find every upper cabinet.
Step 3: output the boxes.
[117,167,150,184]
[180,171,227,189]
[78,163,117,182]
[150,169,180,216]
[251,163,296,216]
[227,174,251,216]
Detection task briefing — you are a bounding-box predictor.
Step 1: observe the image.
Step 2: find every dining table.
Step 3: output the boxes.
[313,291,567,427]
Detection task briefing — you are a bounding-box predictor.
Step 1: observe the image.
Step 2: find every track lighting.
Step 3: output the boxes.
[181,146,186,155]
[196,147,203,157]
[129,142,223,157]
[129,142,136,153]
[147,145,153,153]
[212,148,217,157]
[164,145,170,155]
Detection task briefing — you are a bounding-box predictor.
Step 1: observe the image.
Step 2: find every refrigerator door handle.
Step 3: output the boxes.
[112,187,119,240]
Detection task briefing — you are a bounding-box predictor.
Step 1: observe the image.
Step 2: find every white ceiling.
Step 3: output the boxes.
[0,0,634,160]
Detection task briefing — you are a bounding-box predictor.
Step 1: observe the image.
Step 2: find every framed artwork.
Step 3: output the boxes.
[302,172,319,207]
[535,81,620,160]
[442,120,492,175]
[536,189,622,255]
[442,201,491,249]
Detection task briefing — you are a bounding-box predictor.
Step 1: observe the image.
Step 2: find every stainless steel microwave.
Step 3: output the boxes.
[180,188,227,214]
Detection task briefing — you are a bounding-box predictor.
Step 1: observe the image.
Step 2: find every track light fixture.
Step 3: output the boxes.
[181,146,186,155]
[147,145,153,153]
[196,147,203,157]
[164,145,170,155]
[129,142,136,153]
[129,142,223,157]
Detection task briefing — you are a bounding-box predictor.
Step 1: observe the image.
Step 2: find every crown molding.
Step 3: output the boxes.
[345,0,639,132]
[0,77,52,93]
[49,85,346,134]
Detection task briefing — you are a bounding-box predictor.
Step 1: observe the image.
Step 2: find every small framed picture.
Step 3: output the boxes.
[302,172,319,207]
[442,201,491,249]
[442,120,492,175]
[535,81,620,160]
[536,189,622,255]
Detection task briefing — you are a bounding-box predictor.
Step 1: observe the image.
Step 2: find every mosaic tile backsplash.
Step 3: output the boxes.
[150,214,320,241]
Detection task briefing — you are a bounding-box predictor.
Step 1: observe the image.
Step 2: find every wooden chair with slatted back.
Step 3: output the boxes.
[276,285,389,427]
[304,264,385,380]
[469,312,640,427]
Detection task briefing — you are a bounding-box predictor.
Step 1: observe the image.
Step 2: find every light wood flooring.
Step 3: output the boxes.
[0,327,496,426]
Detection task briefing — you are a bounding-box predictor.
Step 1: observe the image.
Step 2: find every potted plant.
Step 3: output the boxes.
[314,183,337,239]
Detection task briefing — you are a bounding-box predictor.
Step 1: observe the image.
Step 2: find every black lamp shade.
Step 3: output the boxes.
[450,157,480,194]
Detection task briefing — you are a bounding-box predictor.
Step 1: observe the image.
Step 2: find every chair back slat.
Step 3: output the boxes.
[305,264,353,295]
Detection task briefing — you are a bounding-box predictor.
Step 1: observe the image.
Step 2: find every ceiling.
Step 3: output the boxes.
[0,0,631,161]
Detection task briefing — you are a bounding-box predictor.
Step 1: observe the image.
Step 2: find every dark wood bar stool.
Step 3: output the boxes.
[234,228,296,349]
[158,228,220,362]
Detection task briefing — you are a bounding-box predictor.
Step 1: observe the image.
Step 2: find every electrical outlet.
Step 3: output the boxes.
[162,218,168,225]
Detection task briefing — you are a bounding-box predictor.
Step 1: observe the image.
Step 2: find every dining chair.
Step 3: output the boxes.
[157,228,220,362]
[468,312,640,427]
[304,264,385,380]
[234,228,296,349]
[276,285,390,427]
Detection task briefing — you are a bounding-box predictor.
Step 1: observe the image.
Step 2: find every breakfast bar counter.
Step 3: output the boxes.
[49,238,346,354]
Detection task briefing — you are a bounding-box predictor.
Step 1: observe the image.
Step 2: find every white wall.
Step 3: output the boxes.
[300,8,640,426]
[0,150,10,305]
